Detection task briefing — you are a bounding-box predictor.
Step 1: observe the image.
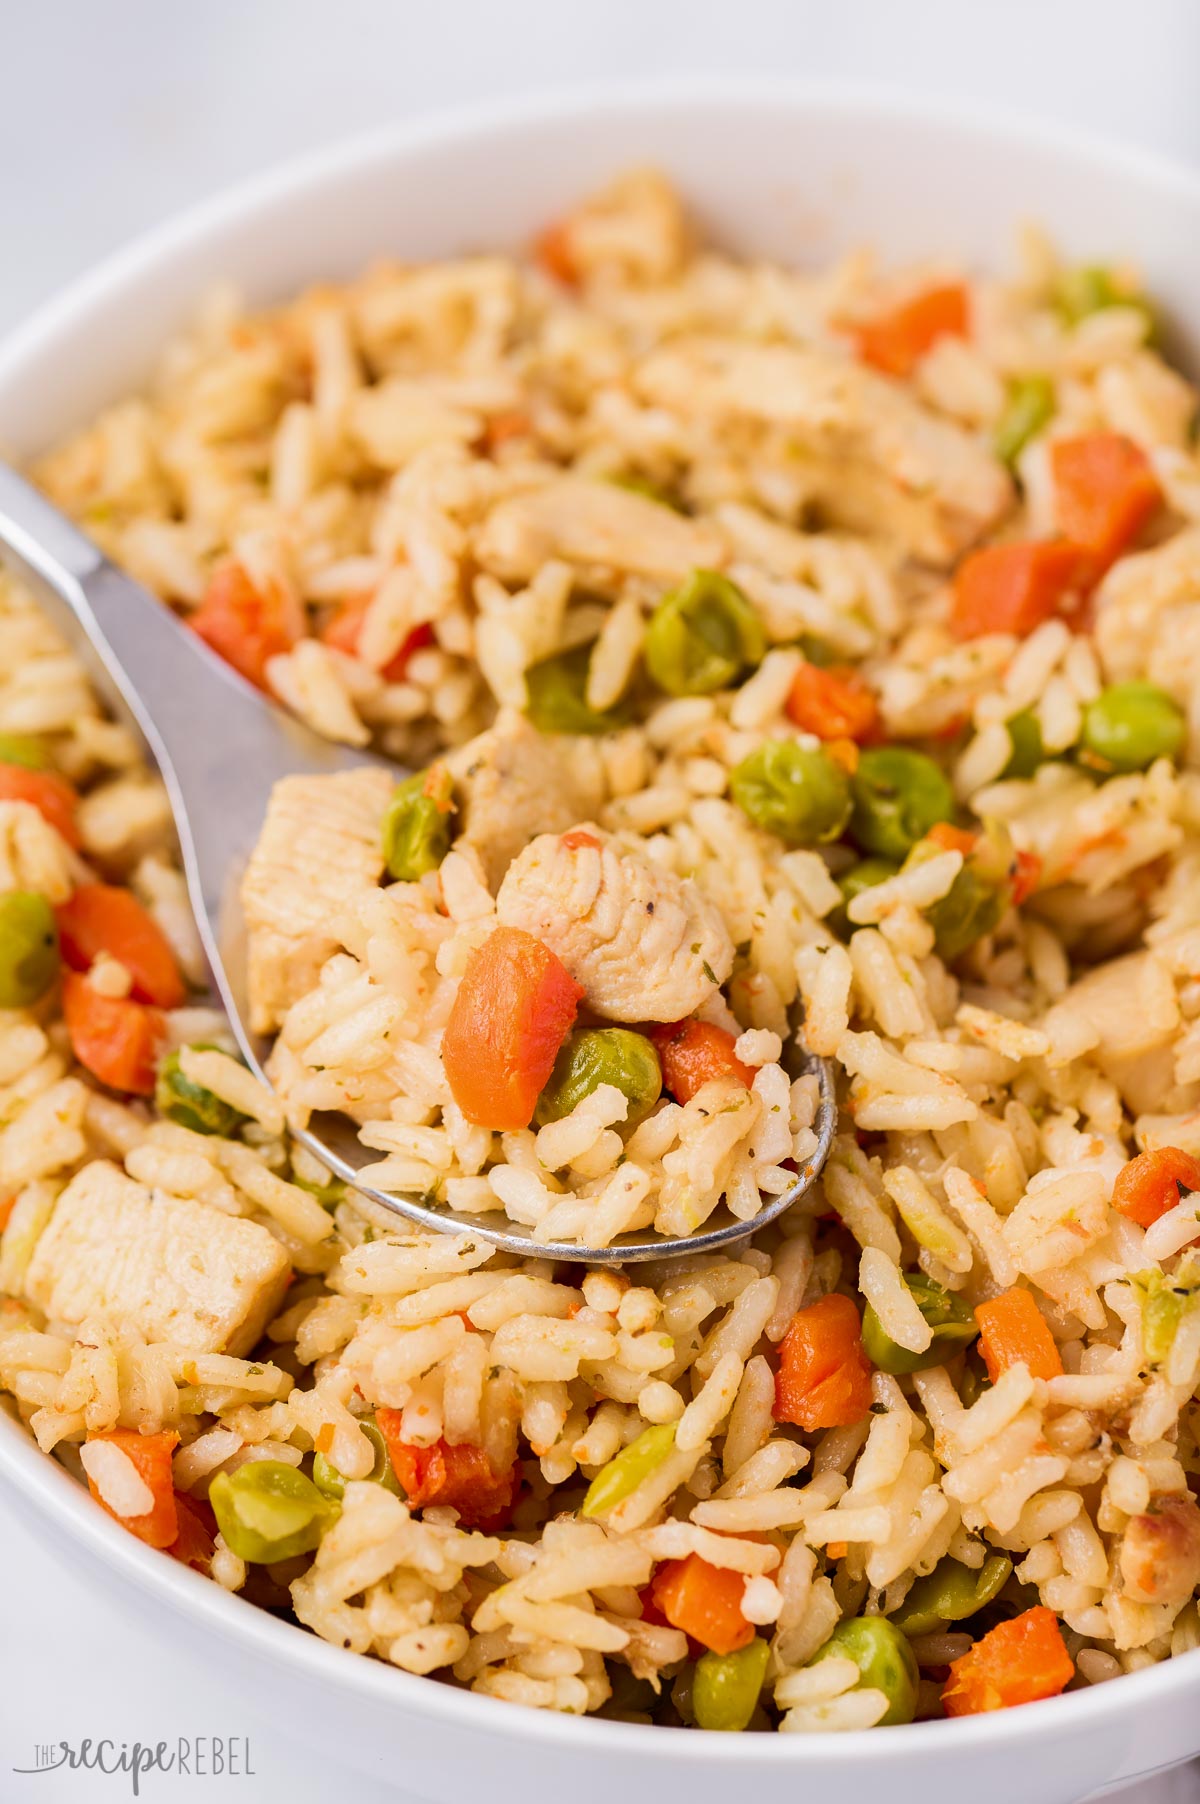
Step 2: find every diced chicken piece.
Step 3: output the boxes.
[495,827,732,1021]
[1119,1493,1200,1606]
[242,766,394,1033]
[635,337,1012,563]
[474,476,726,584]
[1043,949,1180,1073]
[446,711,608,890]
[23,1161,291,1357]
[548,168,690,285]
[1094,527,1200,699]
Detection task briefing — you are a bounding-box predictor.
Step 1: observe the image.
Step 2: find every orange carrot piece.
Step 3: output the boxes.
[375,1412,518,1531]
[56,883,185,1009]
[320,595,434,681]
[189,560,302,690]
[85,1429,180,1549]
[786,663,879,743]
[650,1553,754,1656]
[0,1195,16,1233]
[168,1492,217,1574]
[534,222,579,286]
[649,1020,754,1105]
[62,972,165,1096]
[1010,849,1043,907]
[1050,432,1162,574]
[851,283,970,377]
[974,1287,1063,1384]
[950,541,1082,640]
[0,763,80,849]
[1112,1146,1200,1229]
[942,1607,1073,1716]
[774,1293,873,1431]
[441,927,582,1131]
[485,411,534,452]
[927,822,978,857]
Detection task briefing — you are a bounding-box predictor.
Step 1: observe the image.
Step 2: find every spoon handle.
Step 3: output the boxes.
[0,461,378,1018]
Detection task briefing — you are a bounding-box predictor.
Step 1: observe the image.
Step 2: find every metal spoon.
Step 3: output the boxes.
[0,463,837,1263]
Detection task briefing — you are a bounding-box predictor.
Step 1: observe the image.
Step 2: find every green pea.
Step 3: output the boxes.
[311,1418,401,1501]
[849,747,954,861]
[1055,265,1156,340]
[535,1027,662,1129]
[862,1273,980,1376]
[731,740,852,847]
[0,892,60,1009]
[608,472,682,512]
[293,1172,346,1212]
[891,1553,1013,1638]
[155,1043,246,1137]
[644,570,765,698]
[809,1616,918,1727]
[830,858,900,939]
[0,734,47,770]
[582,1423,677,1518]
[956,1353,989,1409]
[524,642,633,735]
[693,1637,770,1732]
[1080,682,1186,774]
[992,376,1055,469]
[925,863,1008,962]
[799,634,839,668]
[381,764,454,881]
[1001,708,1046,779]
[208,1459,339,1563]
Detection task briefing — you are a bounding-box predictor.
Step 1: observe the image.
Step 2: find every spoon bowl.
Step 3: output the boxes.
[0,460,837,1261]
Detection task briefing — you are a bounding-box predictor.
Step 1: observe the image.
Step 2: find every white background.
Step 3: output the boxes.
[2,1,1200,1798]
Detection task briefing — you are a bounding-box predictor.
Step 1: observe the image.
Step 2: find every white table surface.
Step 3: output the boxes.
[3,2,1200,1797]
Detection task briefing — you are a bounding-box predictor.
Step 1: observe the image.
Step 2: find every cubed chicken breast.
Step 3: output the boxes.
[23,1161,291,1357]
[1119,1493,1200,1607]
[495,826,732,1021]
[634,337,1012,564]
[474,475,726,584]
[445,711,608,889]
[242,765,394,1033]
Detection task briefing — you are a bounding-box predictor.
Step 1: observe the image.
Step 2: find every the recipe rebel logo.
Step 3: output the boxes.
[12,1737,256,1794]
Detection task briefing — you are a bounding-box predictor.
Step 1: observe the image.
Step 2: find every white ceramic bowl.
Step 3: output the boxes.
[2,80,1200,1804]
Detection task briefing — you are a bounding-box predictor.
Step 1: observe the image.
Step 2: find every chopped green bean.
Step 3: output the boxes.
[582,1423,677,1518]
[829,858,899,939]
[1001,708,1046,779]
[311,1418,401,1500]
[891,1553,1013,1637]
[0,734,47,770]
[382,764,455,881]
[992,376,1055,468]
[925,862,1008,962]
[1056,265,1156,341]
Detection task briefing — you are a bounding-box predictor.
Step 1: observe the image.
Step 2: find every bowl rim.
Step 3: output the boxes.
[2,71,1200,1769]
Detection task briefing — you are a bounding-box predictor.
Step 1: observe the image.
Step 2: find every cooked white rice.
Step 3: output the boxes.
[4,170,1200,1732]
